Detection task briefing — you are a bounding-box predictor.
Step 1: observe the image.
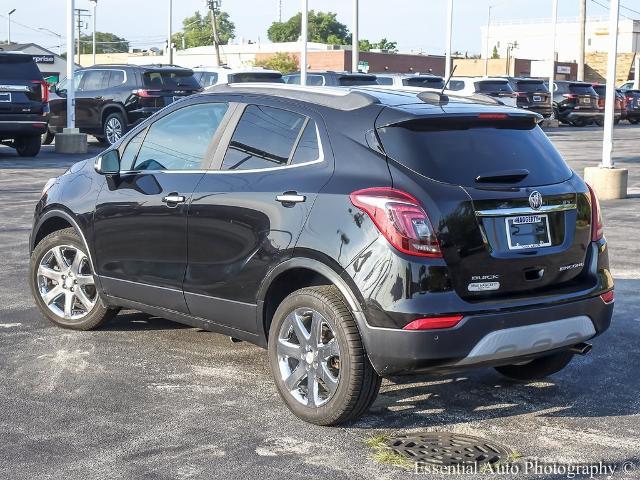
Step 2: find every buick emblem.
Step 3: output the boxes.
[529,191,543,210]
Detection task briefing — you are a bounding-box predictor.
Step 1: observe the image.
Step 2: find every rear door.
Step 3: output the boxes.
[185,101,334,333]
[376,112,593,301]
[0,54,46,117]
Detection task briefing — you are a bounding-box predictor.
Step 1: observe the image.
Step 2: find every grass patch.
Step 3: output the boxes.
[364,435,414,470]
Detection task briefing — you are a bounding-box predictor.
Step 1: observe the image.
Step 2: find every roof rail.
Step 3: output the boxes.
[205,83,380,111]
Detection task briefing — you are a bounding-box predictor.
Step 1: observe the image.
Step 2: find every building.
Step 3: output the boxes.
[452,57,578,80]
[482,16,640,62]
[0,43,71,83]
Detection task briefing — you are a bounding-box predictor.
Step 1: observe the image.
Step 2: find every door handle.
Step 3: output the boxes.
[276,192,306,205]
[162,193,186,206]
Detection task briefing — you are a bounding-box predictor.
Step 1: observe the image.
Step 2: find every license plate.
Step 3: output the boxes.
[580,97,591,104]
[533,95,542,102]
[505,214,552,250]
[0,92,11,103]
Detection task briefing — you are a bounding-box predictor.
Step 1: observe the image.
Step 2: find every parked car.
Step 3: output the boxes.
[283,71,379,86]
[621,89,640,124]
[502,77,552,118]
[447,77,518,107]
[29,84,613,426]
[549,81,601,127]
[376,73,445,90]
[591,84,623,125]
[192,66,284,87]
[47,64,202,145]
[0,52,48,156]
[618,80,637,91]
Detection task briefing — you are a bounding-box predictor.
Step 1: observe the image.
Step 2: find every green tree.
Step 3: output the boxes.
[267,11,349,44]
[172,11,235,50]
[358,39,373,52]
[79,32,129,54]
[254,52,299,74]
[491,45,500,59]
[375,38,398,53]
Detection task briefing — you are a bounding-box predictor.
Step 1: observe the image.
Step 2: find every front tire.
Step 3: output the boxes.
[494,351,574,381]
[268,286,381,426]
[15,135,41,157]
[30,228,117,330]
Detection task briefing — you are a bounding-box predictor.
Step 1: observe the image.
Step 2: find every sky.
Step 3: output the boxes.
[2,0,640,56]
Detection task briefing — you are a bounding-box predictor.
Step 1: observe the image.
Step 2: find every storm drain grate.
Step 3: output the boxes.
[386,432,512,466]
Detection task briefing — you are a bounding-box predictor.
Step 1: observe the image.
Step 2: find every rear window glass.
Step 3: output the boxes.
[403,77,445,89]
[142,71,200,89]
[377,119,572,187]
[568,84,597,95]
[593,86,605,96]
[0,55,42,80]
[229,72,284,83]
[476,81,513,93]
[283,74,324,86]
[515,81,548,93]
[338,75,378,86]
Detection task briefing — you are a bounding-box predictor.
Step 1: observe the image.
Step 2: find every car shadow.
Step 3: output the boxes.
[100,310,193,331]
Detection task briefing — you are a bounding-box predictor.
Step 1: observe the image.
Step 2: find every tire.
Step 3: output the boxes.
[42,129,55,145]
[15,135,41,157]
[572,119,586,127]
[29,227,117,330]
[494,351,574,381]
[102,111,125,145]
[629,118,639,125]
[95,135,109,145]
[268,285,381,426]
[595,118,604,127]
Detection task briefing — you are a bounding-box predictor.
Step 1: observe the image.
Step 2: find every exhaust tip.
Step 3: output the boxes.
[569,342,592,355]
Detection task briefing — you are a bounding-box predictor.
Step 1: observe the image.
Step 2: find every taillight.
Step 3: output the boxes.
[134,89,161,98]
[477,113,508,120]
[31,80,48,103]
[403,315,464,330]
[349,187,441,257]
[563,94,577,101]
[626,96,633,106]
[600,290,614,304]
[586,183,604,241]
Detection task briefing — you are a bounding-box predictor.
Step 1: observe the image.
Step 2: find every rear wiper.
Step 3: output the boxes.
[475,169,530,183]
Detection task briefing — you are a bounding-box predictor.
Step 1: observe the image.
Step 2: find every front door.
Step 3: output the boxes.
[94,101,230,312]
[184,102,334,333]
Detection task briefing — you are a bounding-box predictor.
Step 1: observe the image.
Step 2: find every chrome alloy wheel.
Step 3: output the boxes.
[37,245,97,321]
[276,308,341,407]
[105,117,123,144]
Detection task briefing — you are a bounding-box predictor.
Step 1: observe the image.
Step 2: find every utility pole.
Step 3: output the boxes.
[351,0,359,72]
[300,0,308,85]
[74,8,90,65]
[602,0,620,169]
[578,0,586,81]
[67,0,76,129]
[168,0,173,64]
[90,0,97,65]
[484,5,492,76]
[445,0,453,80]
[7,9,16,45]
[549,0,558,114]
[277,0,282,22]
[208,0,221,66]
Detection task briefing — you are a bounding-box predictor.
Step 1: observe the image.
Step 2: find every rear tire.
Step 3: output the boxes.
[15,135,41,157]
[595,118,604,127]
[629,118,639,125]
[42,129,55,145]
[268,285,381,426]
[102,112,125,145]
[494,351,574,381]
[572,119,587,127]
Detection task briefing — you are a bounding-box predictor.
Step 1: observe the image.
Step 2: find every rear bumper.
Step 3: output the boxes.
[0,116,48,138]
[520,105,553,118]
[359,294,613,376]
[563,110,603,121]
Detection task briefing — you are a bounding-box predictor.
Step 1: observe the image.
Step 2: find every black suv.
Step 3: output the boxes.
[284,71,379,87]
[620,89,640,124]
[47,64,201,145]
[29,85,613,426]
[0,52,48,156]
[503,77,552,118]
[551,81,601,126]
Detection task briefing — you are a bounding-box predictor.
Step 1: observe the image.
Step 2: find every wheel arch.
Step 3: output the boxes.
[101,104,128,129]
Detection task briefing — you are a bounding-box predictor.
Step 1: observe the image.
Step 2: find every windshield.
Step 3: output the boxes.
[515,81,548,93]
[229,72,284,83]
[403,77,445,89]
[568,84,597,96]
[476,81,513,93]
[338,75,378,86]
[142,71,200,89]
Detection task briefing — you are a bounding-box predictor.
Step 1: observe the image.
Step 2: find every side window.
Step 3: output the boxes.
[448,80,464,91]
[119,128,145,171]
[81,70,109,91]
[107,70,125,88]
[307,75,325,86]
[202,72,218,86]
[290,120,321,165]
[285,75,301,85]
[133,102,229,171]
[221,105,305,171]
[378,77,394,86]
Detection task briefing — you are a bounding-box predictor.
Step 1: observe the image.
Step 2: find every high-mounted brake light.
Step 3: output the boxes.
[477,113,508,120]
[586,183,604,242]
[600,290,614,304]
[350,187,442,257]
[403,315,464,330]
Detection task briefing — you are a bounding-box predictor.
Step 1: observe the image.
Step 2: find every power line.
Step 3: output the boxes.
[589,0,637,20]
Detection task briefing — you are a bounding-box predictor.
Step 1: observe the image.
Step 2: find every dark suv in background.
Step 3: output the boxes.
[551,81,601,126]
[47,64,201,145]
[0,52,48,157]
[284,71,379,86]
[29,85,613,426]
[503,77,552,118]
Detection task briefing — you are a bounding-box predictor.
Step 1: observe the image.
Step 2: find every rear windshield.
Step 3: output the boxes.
[377,119,572,187]
[229,72,284,83]
[476,81,513,93]
[338,75,378,86]
[142,70,200,89]
[568,83,597,95]
[515,81,548,93]
[0,55,42,80]
[284,74,324,86]
[593,85,605,96]
[403,77,445,89]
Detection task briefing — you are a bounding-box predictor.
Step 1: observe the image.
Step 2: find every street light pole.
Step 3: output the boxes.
[549,0,558,115]
[484,5,492,76]
[38,28,63,56]
[578,0,586,81]
[66,0,75,129]
[7,9,16,45]
[351,0,359,72]
[168,0,173,64]
[300,0,308,85]
[90,0,97,65]
[444,0,453,80]
[602,0,620,169]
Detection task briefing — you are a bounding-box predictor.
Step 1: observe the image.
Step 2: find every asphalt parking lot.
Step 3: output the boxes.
[1,127,639,480]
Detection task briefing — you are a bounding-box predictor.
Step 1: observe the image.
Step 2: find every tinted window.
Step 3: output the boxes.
[376,76,394,86]
[198,72,219,87]
[221,105,306,171]
[81,70,109,90]
[377,119,572,187]
[291,120,321,165]
[0,55,42,80]
[515,81,548,93]
[403,77,445,89]
[569,84,597,95]
[593,86,606,96]
[120,129,145,171]
[448,80,465,91]
[338,75,378,86]
[133,102,228,171]
[476,81,513,93]
[284,74,324,86]
[229,72,284,83]
[107,70,125,87]
[142,70,200,89]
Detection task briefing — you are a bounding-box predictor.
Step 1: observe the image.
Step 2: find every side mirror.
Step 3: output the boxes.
[95,150,120,175]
